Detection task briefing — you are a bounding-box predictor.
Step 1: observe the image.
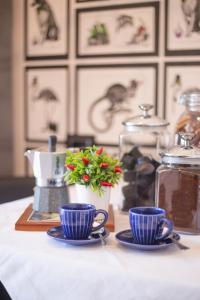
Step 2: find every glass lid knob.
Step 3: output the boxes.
[139,104,154,118]
[179,132,195,149]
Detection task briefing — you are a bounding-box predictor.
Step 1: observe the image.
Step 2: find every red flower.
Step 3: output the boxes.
[82,157,89,165]
[96,147,103,155]
[100,181,112,187]
[83,175,89,182]
[100,162,109,168]
[114,166,122,173]
[66,164,75,171]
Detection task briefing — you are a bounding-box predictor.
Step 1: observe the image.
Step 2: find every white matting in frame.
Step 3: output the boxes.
[76,64,158,145]
[25,66,68,143]
[165,62,200,135]
[166,0,200,55]
[25,0,69,59]
[76,2,159,57]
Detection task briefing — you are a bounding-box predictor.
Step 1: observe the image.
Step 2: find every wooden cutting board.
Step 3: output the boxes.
[15,204,115,232]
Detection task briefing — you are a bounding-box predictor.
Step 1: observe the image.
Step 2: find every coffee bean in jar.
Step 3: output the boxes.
[121,146,160,210]
[156,133,200,234]
[119,104,169,211]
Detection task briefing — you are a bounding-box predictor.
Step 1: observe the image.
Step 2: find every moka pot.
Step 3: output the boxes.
[25,136,69,213]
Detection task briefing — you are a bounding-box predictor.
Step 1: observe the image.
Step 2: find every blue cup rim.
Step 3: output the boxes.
[60,203,96,212]
[129,207,166,216]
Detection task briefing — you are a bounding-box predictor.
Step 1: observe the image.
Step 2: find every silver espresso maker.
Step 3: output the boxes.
[25,135,69,213]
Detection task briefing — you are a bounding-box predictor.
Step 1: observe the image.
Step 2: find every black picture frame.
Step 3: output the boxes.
[24,66,69,143]
[164,62,200,134]
[24,0,69,60]
[165,0,200,56]
[76,2,159,58]
[75,64,158,146]
[77,0,108,2]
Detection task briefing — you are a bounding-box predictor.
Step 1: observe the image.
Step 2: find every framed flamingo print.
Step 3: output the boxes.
[25,66,69,143]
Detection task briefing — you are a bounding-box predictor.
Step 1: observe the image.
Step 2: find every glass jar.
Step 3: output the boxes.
[119,104,169,211]
[156,133,200,234]
[176,89,200,146]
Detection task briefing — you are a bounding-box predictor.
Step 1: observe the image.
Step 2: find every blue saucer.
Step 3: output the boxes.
[115,230,180,251]
[47,226,109,246]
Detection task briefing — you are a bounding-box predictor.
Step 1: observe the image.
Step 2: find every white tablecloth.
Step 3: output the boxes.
[0,196,200,300]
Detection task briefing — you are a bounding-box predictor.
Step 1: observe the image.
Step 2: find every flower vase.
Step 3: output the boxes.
[75,184,110,211]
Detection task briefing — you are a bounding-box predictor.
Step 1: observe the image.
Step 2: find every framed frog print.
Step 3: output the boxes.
[76,2,159,58]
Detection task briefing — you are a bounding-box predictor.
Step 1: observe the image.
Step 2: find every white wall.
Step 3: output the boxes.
[12,0,200,176]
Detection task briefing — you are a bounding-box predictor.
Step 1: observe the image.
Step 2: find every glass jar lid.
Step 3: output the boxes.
[179,88,200,109]
[161,133,200,165]
[122,104,169,129]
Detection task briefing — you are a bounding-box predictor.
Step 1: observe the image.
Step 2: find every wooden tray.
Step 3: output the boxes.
[15,204,115,232]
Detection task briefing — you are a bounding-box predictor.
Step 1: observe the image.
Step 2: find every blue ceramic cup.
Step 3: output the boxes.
[60,203,108,240]
[129,207,173,245]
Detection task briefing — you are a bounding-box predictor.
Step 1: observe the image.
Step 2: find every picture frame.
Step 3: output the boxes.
[164,62,200,135]
[77,0,108,2]
[76,2,159,58]
[25,0,69,60]
[75,64,158,146]
[165,0,200,56]
[25,66,69,143]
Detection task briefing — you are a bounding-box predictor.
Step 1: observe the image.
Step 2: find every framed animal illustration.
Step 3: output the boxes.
[25,0,69,59]
[164,62,200,135]
[165,0,200,55]
[76,2,159,58]
[25,66,69,143]
[75,64,158,146]
[77,0,108,2]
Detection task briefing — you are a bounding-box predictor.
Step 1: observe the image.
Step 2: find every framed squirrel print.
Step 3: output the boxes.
[75,64,158,146]
[25,66,69,143]
[25,0,69,59]
[76,2,159,58]
[166,0,200,55]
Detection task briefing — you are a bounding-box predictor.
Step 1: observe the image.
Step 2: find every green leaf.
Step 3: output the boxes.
[64,145,122,195]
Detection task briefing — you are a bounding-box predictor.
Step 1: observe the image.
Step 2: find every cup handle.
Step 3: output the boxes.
[155,218,173,241]
[92,209,108,232]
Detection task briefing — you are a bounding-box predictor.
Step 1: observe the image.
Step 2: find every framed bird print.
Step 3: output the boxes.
[25,66,69,143]
[165,0,200,55]
[25,0,69,59]
[76,2,159,58]
[75,64,158,146]
[164,62,200,135]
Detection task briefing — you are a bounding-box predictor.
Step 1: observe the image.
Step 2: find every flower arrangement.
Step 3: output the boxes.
[64,145,122,196]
